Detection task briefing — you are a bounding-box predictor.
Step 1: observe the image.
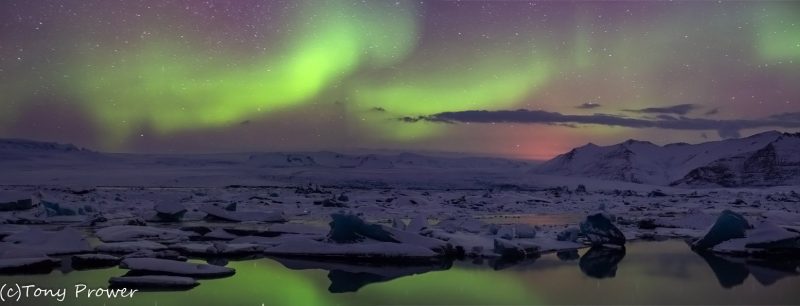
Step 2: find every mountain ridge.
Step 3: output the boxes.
[535,130,800,187]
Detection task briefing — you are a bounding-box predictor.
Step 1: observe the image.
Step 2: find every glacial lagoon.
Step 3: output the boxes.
[2,240,798,306]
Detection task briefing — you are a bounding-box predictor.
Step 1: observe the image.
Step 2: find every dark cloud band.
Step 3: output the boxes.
[403,109,800,139]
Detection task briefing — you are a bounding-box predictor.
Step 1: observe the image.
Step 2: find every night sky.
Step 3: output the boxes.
[1,1,799,159]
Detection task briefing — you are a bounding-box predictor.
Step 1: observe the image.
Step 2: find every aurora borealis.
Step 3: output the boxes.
[1,1,798,158]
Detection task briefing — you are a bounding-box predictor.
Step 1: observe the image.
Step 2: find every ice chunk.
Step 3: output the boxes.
[493,238,537,260]
[405,215,429,232]
[425,229,494,257]
[495,224,537,240]
[200,204,285,223]
[0,191,35,211]
[659,209,717,230]
[391,217,406,230]
[71,254,120,269]
[580,213,626,246]
[95,241,168,253]
[693,210,749,250]
[95,225,192,243]
[556,227,580,242]
[268,223,328,236]
[109,275,199,290]
[123,250,186,261]
[154,202,187,222]
[744,222,800,249]
[201,228,238,241]
[327,213,397,243]
[436,216,485,234]
[120,258,235,278]
[0,257,60,274]
[3,228,91,255]
[171,242,263,256]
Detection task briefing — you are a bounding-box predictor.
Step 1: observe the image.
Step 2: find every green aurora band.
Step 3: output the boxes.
[69,1,419,146]
[0,1,798,153]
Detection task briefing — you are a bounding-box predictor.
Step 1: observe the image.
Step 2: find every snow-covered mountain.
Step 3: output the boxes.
[535,131,800,187]
[244,151,530,169]
[0,138,533,187]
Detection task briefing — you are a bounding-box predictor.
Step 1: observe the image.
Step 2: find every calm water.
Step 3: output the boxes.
[2,240,799,305]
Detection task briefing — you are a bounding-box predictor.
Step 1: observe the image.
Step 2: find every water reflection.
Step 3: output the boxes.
[270,257,452,293]
[2,240,800,305]
[697,251,800,288]
[578,246,626,279]
[556,249,579,261]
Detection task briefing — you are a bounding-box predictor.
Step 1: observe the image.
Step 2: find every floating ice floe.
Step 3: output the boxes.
[109,275,199,290]
[200,204,285,223]
[95,225,193,243]
[405,215,429,232]
[692,210,749,250]
[494,223,537,240]
[171,242,263,256]
[556,227,580,242]
[2,228,91,255]
[0,257,60,274]
[436,216,485,234]
[71,254,121,269]
[0,191,35,211]
[712,221,800,255]
[120,258,235,278]
[493,238,538,260]
[200,228,238,241]
[154,202,187,222]
[580,213,626,247]
[95,241,168,253]
[123,250,187,261]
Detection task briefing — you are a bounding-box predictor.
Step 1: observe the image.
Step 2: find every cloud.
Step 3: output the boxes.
[576,102,602,109]
[623,103,698,115]
[769,111,800,121]
[406,109,800,139]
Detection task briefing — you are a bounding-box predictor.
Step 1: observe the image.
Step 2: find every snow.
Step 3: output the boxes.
[120,258,235,278]
[535,131,798,186]
[0,135,799,276]
[744,222,800,248]
[109,275,199,290]
[711,221,800,254]
[405,215,430,232]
